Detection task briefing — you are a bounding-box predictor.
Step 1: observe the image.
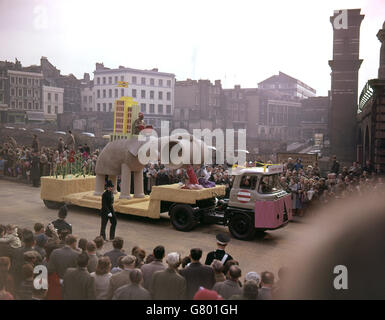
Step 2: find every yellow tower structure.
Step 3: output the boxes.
[112,96,140,140]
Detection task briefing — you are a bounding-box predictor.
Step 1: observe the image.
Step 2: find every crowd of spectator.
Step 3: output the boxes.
[0,133,99,186]
[278,156,384,216]
[0,208,285,300]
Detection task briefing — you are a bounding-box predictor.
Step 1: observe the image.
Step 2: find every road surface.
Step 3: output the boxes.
[0,179,309,279]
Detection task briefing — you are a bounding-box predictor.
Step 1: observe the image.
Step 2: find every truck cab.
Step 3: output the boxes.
[224,165,293,240]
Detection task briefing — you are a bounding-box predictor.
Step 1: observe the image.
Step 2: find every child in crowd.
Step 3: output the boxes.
[0,224,22,248]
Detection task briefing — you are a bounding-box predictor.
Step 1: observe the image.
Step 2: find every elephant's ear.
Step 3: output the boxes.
[127,135,156,157]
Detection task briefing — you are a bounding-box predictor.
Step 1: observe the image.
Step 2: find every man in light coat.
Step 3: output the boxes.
[107,255,136,299]
[150,252,186,300]
[212,265,242,299]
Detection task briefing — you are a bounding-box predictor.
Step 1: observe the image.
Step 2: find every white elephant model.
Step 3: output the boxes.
[94,134,210,199]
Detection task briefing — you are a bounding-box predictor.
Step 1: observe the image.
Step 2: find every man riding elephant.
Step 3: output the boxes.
[133,112,146,135]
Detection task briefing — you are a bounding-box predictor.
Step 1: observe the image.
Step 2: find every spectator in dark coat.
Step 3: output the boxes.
[150,252,186,300]
[86,241,98,273]
[212,265,242,299]
[141,245,165,290]
[180,248,216,300]
[63,252,96,300]
[52,205,72,234]
[104,237,126,268]
[47,234,79,279]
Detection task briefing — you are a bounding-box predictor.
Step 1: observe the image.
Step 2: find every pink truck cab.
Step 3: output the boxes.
[223,165,293,240]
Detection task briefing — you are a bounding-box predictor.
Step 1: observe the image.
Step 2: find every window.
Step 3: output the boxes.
[55,93,58,101]
[150,104,155,113]
[48,105,51,114]
[141,103,146,113]
[150,78,154,85]
[166,105,171,114]
[158,104,163,114]
[108,77,112,84]
[109,89,112,98]
[48,93,52,101]
[132,76,137,84]
[28,79,31,85]
[158,91,163,100]
[18,89,22,96]
[18,101,22,109]
[28,89,31,96]
[141,90,146,98]
[18,78,22,84]
[150,91,154,99]
[11,89,15,96]
[121,88,124,97]
[55,106,58,114]
[23,78,27,85]
[28,102,32,110]
[103,77,106,84]
[103,103,106,112]
[103,89,106,98]
[97,103,100,111]
[109,103,112,112]
[167,92,171,100]
[167,80,171,87]
[115,89,118,98]
[83,96,87,103]
[11,77,15,84]
[97,77,100,85]
[258,175,281,194]
[120,75,124,81]
[158,79,163,86]
[132,89,137,97]
[240,175,258,190]
[97,90,100,98]
[89,96,92,103]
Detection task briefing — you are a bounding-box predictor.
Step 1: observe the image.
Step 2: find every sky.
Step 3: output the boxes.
[0,0,384,96]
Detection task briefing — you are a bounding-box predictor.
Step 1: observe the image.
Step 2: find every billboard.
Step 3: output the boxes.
[276,152,318,167]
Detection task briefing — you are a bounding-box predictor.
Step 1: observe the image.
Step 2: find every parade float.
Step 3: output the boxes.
[41,95,292,240]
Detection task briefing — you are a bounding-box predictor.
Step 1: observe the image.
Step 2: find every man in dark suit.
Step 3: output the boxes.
[180,248,216,299]
[52,205,72,234]
[205,233,233,266]
[63,252,96,300]
[104,237,126,268]
[141,245,165,290]
[100,180,117,241]
[47,234,79,279]
[212,265,242,299]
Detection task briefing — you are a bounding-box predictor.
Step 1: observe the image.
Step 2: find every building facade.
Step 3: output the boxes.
[222,85,248,130]
[258,71,316,99]
[329,9,364,164]
[356,21,385,174]
[173,79,224,131]
[301,95,330,140]
[42,85,64,121]
[93,63,175,131]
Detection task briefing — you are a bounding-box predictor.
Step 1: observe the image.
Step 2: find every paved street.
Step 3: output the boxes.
[0,179,309,278]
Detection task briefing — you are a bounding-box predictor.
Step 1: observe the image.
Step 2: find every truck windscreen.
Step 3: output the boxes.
[258,174,282,194]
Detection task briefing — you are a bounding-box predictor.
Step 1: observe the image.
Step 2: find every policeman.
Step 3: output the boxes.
[52,205,72,234]
[100,180,117,241]
[205,233,233,266]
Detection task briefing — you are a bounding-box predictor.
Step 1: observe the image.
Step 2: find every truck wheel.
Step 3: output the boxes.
[170,204,196,232]
[43,200,64,209]
[229,213,256,240]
